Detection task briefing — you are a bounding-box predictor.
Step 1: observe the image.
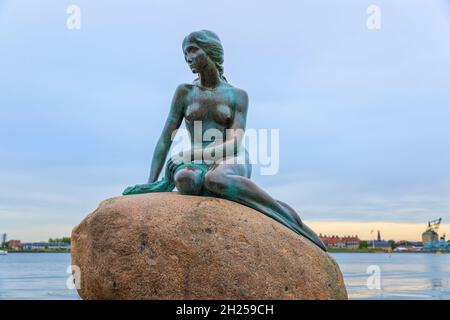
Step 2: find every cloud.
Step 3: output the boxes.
[263,175,450,223]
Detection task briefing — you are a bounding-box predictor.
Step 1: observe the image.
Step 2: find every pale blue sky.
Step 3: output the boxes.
[1,0,449,241]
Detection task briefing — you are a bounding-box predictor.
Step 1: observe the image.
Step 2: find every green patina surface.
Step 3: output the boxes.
[123,30,326,251]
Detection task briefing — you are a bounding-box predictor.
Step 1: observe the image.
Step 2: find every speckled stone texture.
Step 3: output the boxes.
[71,193,347,300]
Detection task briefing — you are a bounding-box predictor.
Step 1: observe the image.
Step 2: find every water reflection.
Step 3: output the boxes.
[331,253,450,300]
[0,253,79,300]
[0,252,449,300]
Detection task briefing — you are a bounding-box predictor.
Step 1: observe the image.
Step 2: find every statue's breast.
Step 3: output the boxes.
[185,102,233,127]
[211,104,233,127]
[185,102,206,123]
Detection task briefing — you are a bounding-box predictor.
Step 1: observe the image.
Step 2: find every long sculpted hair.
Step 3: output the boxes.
[182,30,227,82]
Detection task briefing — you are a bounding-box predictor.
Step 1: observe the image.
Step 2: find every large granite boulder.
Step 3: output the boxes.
[71,193,347,300]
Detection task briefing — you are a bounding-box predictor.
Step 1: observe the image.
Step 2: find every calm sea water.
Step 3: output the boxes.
[333,252,450,300]
[0,252,449,300]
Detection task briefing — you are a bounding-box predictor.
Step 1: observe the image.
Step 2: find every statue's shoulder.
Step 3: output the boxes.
[228,85,248,110]
[175,83,195,95]
[233,87,248,99]
[172,84,195,107]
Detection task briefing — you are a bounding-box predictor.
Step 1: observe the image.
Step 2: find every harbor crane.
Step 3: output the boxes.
[427,218,442,232]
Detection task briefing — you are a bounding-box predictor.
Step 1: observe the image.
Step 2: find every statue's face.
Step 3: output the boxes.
[183,42,208,74]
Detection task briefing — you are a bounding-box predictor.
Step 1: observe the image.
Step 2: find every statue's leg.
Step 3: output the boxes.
[203,163,296,227]
[277,200,326,250]
[202,163,326,250]
[174,166,205,195]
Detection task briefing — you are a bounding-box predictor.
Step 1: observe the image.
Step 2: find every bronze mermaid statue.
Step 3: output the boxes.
[123,30,326,251]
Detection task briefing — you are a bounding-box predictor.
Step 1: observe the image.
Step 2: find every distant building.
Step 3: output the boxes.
[393,241,423,252]
[396,240,422,248]
[19,242,70,251]
[340,235,361,249]
[398,241,423,247]
[1,233,6,245]
[319,235,345,248]
[7,240,21,249]
[422,240,450,252]
[367,230,391,250]
[319,234,360,249]
[422,234,450,252]
[367,240,391,250]
[422,229,438,244]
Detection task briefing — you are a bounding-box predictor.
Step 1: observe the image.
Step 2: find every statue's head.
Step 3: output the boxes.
[182,30,225,80]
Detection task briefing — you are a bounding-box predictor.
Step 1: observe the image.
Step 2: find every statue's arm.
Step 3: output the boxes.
[202,89,248,160]
[148,85,187,182]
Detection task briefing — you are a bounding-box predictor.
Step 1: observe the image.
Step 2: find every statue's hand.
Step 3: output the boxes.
[123,185,139,195]
[123,179,171,195]
[123,184,151,195]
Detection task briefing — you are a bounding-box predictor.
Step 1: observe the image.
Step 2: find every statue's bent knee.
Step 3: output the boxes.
[204,171,227,194]
[174,168,203,195]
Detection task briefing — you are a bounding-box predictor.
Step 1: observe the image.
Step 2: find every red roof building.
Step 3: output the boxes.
[319,234,360,249]
[7,240,21,249]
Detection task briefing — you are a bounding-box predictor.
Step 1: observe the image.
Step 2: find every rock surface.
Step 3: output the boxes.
[71,193,347,300]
